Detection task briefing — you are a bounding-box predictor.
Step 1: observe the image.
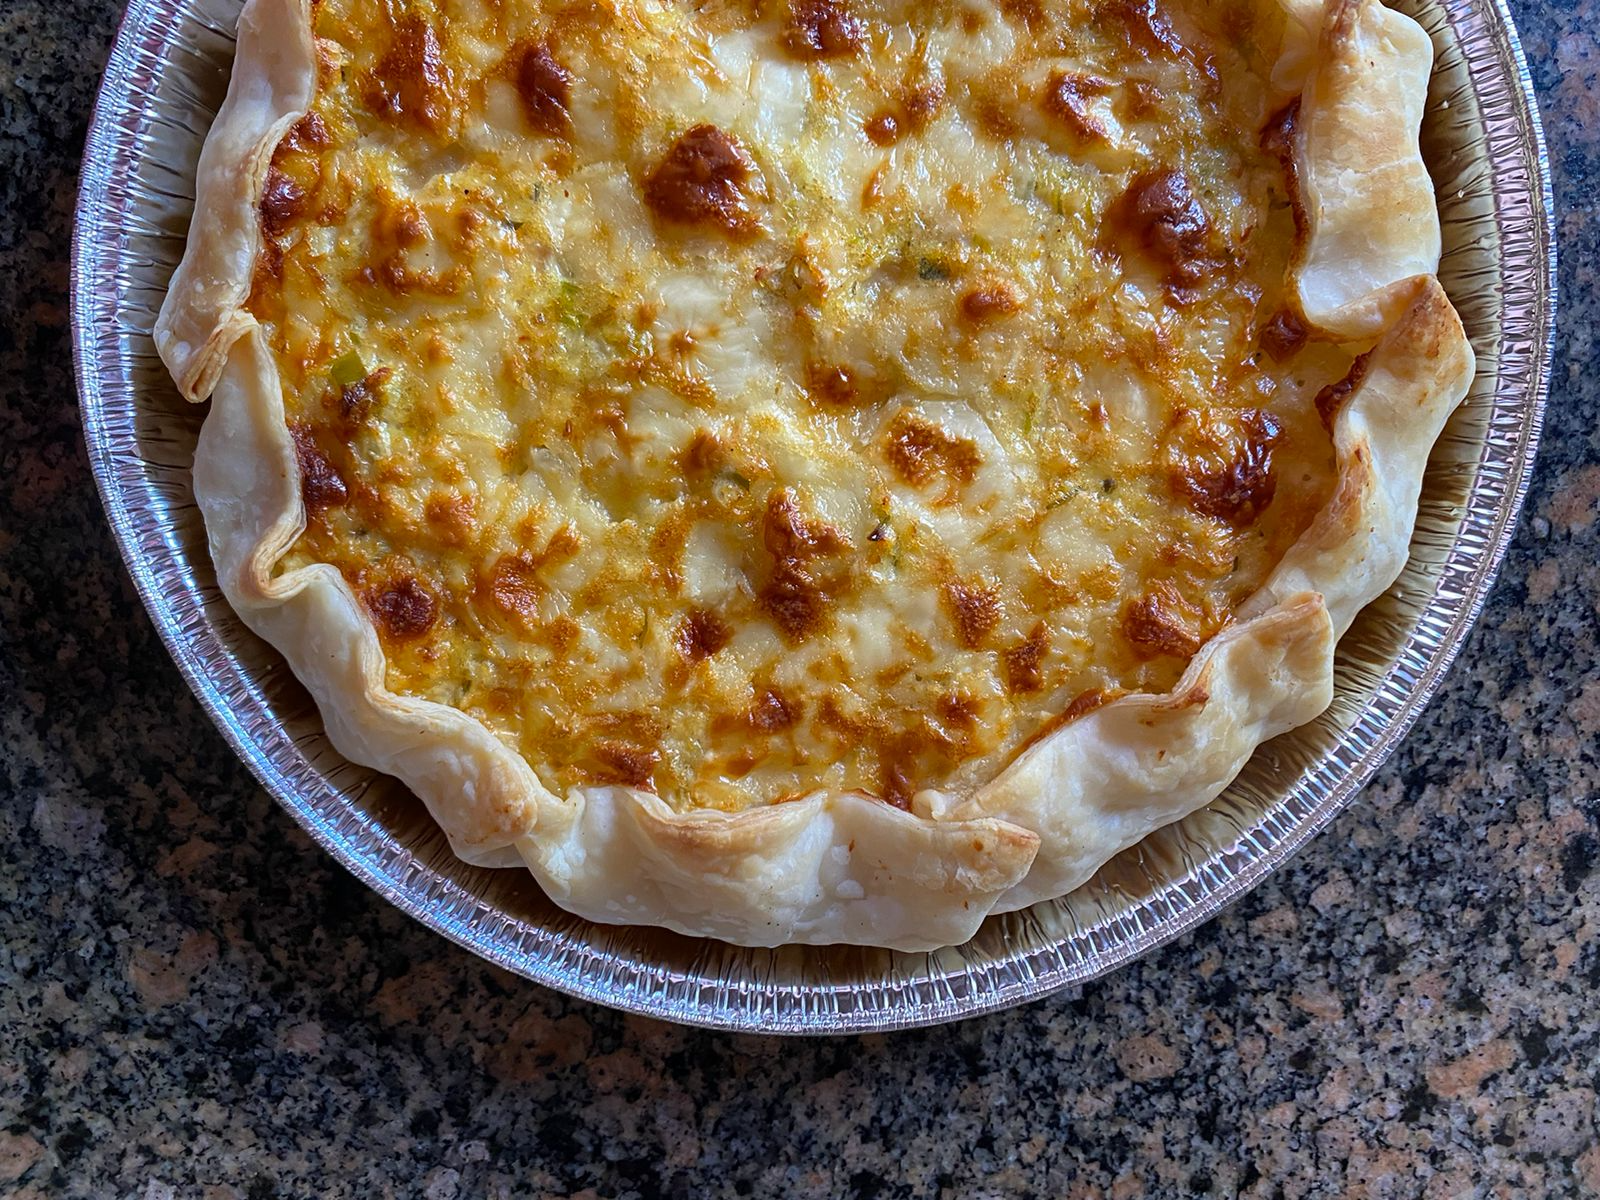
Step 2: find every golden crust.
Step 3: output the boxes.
[1240,276,1476,634]
[157,0,1472,949]
[1291,0,1444,338]
[524,792,1041,948]
[934,592,1337,911]
[155,0,315,400]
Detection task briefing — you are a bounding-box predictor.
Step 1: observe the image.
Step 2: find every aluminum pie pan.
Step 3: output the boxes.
[72,0,1554,1034]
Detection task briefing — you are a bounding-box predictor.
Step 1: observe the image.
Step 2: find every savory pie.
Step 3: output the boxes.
[157,0,1474,948]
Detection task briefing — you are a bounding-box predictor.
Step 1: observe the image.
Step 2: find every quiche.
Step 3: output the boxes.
[157,0,1474,949]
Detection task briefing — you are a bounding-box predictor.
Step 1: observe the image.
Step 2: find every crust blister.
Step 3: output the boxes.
[157,0,1473,950]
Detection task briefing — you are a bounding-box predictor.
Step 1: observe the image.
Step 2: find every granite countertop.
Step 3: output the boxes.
[3,0,1597,1194]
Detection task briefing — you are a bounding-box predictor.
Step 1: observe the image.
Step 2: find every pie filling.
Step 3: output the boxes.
[251,0,1356,813]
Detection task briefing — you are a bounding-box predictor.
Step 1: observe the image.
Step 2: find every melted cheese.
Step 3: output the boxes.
[252,0,1350,812]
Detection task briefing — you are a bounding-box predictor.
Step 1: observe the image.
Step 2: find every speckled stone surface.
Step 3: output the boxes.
[2,0,1597,1194]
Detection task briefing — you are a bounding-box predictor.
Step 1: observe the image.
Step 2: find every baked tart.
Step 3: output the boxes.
[158,0,1474,948]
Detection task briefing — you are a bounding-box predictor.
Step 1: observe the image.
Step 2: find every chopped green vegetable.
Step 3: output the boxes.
[917,256,950,281]
[557,279,584,329]
[329,349,367,387]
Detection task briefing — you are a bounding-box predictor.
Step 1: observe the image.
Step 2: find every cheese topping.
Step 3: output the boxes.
[251,0,1352,812]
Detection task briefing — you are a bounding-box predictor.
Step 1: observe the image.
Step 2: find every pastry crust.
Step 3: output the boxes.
[157,0,1473,950]
[155,0,316,399]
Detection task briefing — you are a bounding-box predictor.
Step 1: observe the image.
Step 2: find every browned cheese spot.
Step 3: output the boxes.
[817,694,869,737]
[1107,167,1218,302]
[1259,308,1308,361]
[861,159,889,206]
[281,110,329,154]
[366,17,455,133]
[362,202,463,297]
[900,79,946,131]
[883,411,982,488]
[289,423,348,514]
[749,688,801,732]
[1121,581,1203,659]
[1002,623,1050,694]
[960,280,1022,323]
[783,0,865,59]
[859,74,943,155]
[368,576,438,641]
[339,368,391,427]
[1260,99,1306,241]
[643,124,756,236]
[541,615,581,656]
[880,761,915,810]
[996,0,1044,28]
[805,361,859,405]
[971,84,1023,140]
[1108,0,1189,58]
[679,429,726,478]
[815,699,951,809]
[760,558,832,642]
[767,489,847,556]
[648,513,693,592]
[590,741,660,790]
[515,41,572,136]
[424,494,475,545]
[261,111,329,251]
[943,578,1002,648]
[261,167,308,238]
[489,554,542,622]
[1042,71,1112,143]
[936,692,979,734]
[1120,79,1164,120]
[864,110,901,146]
[1314,350,1373,433]
[250,237,285,295]
[1259,98,1299,167]
[757,489,850,643]
[713,687,803,738]
[674,609,731,663]
[1172,408,1283,525]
